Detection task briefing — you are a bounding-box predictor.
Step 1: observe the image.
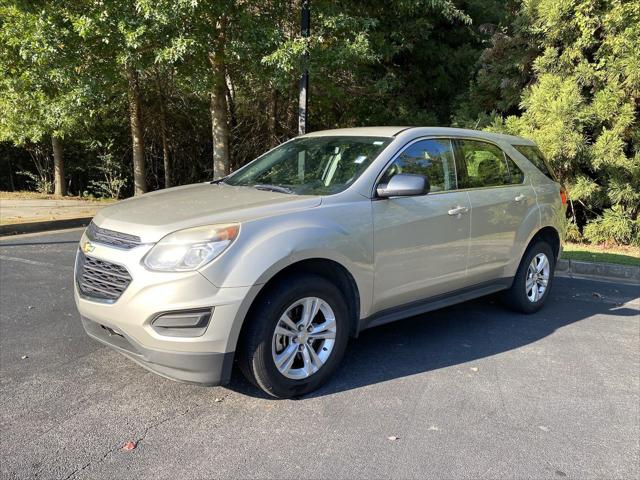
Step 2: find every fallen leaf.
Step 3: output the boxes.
[387,436,399,441]
[122,441,137,451]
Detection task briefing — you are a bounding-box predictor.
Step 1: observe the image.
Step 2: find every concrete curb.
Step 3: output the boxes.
[0,217,93,237]
[556,258,640,285]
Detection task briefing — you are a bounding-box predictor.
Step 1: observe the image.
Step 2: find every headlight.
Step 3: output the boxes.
[143,224,239,272]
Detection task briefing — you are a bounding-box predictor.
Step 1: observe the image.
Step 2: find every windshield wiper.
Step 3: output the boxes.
[253,184,295,194]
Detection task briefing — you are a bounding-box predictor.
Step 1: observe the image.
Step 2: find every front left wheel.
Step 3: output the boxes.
[237,274,350,398]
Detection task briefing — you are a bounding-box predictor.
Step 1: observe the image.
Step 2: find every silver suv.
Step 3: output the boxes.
[75,127,567,398]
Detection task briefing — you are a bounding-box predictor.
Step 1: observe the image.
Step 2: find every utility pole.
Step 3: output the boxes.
[298,0,310,135]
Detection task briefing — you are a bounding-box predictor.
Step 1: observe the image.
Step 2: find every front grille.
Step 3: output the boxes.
[86,222,141,250]
[76,251,132,301]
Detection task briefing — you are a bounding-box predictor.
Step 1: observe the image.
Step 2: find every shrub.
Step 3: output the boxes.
[583,206,639,246]
[565,220,582,243]
[87,148,127,199]
[17,170,52,194]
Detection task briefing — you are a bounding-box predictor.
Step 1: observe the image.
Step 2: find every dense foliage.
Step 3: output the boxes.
[457,0,639,245]
[1,0,638,244]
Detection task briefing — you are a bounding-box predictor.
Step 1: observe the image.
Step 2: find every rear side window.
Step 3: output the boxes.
[381,139,457,192]
[455,139,523,188]
[514,145,556,180]
[505,155,525,184]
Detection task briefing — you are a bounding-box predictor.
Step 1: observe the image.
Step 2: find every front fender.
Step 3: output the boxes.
[198,199,375,313]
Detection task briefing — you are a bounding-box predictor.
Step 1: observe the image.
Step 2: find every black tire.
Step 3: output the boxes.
[501,240,555,314]
[237,274,350,399]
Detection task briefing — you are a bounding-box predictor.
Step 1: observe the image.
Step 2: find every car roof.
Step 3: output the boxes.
[302,126,536,146]
[302,126,412,137]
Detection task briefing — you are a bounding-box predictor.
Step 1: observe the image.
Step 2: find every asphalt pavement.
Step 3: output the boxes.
[1,229,638,480]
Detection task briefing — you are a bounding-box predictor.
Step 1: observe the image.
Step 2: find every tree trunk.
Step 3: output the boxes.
[208,22,230,179]
[52,135,66,196]
[157,84,171,188]
[225,73,237,130]
[161,119,171,188]
[267,87,278,148]
[127,67,147,195]
[7,155,15,191]
[224,73,238,171]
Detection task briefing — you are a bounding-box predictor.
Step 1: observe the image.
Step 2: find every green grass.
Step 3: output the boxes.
[562,243,640,267]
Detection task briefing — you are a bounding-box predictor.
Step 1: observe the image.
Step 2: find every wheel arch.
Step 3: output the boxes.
[230,257,362,356]
[529,225,561,262]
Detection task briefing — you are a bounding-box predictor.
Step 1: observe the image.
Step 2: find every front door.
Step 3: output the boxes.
[372,138,471,313]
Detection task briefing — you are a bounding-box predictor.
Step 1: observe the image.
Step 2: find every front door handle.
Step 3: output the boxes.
[514,194,526,202]
[448,206,469,216]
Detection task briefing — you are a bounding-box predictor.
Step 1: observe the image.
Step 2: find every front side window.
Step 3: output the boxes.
[224,136,392,195]
[380,139,457,192]
[456,139,522,188]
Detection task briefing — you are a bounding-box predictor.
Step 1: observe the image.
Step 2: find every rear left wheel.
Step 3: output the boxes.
[501,240,555,314]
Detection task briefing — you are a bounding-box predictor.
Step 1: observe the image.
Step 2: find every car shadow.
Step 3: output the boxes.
[226,277,639,399]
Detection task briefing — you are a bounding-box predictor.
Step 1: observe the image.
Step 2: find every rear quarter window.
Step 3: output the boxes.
[514,145,557,181]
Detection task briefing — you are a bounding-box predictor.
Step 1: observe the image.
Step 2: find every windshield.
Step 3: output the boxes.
[224,136,392,195]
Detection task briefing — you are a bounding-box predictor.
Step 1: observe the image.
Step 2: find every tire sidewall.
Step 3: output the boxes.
[512,241,556,313]
[251,275,350,398]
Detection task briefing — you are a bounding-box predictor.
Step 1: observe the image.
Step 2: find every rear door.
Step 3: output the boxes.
[372,138,471,312]
[454,139,536,284]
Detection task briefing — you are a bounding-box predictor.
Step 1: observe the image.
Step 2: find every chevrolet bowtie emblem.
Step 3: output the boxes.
[82,241,95,253]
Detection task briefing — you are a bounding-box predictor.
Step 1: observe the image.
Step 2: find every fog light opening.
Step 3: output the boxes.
[151,309,213,337]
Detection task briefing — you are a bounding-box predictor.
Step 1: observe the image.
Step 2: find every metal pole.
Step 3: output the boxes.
[298,0,310,135]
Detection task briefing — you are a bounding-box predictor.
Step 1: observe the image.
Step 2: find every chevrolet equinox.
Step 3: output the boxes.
[75,127,567,398]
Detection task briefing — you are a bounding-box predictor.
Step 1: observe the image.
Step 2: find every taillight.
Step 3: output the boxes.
[560,186,568,205]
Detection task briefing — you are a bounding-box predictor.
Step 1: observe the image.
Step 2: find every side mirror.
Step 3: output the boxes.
[377,173,430,198]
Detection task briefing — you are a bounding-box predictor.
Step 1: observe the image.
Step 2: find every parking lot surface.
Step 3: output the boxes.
[1,229,638,479]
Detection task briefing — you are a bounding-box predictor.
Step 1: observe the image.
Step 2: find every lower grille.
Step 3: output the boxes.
[76,251,132,301]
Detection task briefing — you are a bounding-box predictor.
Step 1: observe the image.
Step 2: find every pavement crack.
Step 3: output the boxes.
[58,404,198,480]
[60,444,121,480]
[134,403,198,445]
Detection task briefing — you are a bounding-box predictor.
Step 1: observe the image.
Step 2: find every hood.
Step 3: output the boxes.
[92,183,321,242]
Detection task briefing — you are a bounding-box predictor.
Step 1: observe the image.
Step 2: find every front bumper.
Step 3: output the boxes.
[82,316,234,385]
[74,235,260,385]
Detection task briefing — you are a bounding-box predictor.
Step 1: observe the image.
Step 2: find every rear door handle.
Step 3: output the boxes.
[514,194,526,202]
[448,206,469,216]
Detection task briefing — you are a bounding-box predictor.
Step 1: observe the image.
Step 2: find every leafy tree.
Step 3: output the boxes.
[0,1,90,195]
[7,0,635,246]
[65,0,174,195]
[463,0,639,244]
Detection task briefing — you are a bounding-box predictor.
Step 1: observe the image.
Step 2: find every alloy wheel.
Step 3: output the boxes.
[526,253,550,302]
[271,297,337,380]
